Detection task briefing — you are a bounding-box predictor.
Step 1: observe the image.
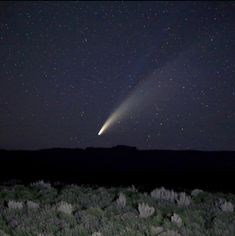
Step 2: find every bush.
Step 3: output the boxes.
[116,193,127,208]
[8,200,23,210]
[191,189,203,197]
[31,180,52,189]
[138,203,155,218]
[150,187,178,203]
[216,199,234,212]
[57,201,73,215]
[176,192,191,206]
[171,213,183,227]
[0,182,235,235]
[26,200,39,209]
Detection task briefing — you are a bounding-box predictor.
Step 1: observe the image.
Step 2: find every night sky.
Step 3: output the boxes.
[1,2,235,150]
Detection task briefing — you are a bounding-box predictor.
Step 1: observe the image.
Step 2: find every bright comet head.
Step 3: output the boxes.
[97,89,142,136]
[98,110,122,136]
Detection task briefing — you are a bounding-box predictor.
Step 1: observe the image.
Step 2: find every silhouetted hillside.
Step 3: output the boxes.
[0,147,235,193]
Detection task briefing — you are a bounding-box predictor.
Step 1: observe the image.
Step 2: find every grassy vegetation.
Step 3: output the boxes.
[0,181,234,236]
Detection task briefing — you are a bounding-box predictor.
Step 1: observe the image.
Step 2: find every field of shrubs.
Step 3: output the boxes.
[0,180,234,236]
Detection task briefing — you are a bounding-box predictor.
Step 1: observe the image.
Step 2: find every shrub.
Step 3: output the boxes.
[116,193,126,208]
[0,183,235,235]
[127,185,138,192]
[176,192,191,206]
[171,213,183,227]
[57,201,73,215]
[191,189,203,197]
[150,226,164,234]
[26,200,39,209]
[138,203,155,218]
[221,201,234,213]
[31,180,51,189]
[150,187,178,203]
[216,199,234,212]
[8,200,23,210]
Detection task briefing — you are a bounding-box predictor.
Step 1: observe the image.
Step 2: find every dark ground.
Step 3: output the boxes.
[0,146,235,193]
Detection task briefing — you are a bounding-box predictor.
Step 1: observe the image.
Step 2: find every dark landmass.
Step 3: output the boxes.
[0,146,235,193]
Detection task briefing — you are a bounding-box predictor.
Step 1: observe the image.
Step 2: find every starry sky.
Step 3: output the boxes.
[0,1,235,150]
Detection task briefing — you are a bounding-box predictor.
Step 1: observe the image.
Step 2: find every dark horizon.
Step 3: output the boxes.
[1,145,235,152]
[1,147,235,193]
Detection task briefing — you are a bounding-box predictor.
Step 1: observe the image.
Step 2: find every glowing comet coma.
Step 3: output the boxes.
[98,112,118,135]
[98,98,132,136]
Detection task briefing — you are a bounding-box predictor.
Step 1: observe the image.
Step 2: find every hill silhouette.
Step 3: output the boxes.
[0,146,235,193]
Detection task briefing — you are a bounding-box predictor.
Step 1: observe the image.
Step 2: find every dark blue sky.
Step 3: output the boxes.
[0,1,235,150]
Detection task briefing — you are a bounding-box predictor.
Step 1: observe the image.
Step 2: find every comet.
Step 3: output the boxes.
[98,112,118,136]
[98,95,134,135]
[98,71,159,136]
[97,50,184,136]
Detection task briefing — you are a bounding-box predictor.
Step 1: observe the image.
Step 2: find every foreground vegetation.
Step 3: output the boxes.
[0,181,234,236]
